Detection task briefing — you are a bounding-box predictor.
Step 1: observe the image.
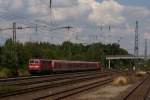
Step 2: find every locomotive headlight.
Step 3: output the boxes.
[29,65,40,69]
[33,66,40,68]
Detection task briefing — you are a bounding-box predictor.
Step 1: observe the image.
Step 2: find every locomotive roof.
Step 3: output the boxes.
[29,59,100,63]
[52,60,99,63]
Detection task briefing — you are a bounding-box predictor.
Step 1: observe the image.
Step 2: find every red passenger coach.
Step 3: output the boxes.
[52,60,101,72]
[28,59,101,74]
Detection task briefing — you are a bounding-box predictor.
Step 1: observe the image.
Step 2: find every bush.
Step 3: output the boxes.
[135,71,147,77]
[17,68,30,77]
[0,85,17,93]
[0,67,13,78]
[112,76,129,86]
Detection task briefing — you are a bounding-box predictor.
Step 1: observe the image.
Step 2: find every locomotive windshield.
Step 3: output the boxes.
[29,59,39,64]
[29,60,34,64]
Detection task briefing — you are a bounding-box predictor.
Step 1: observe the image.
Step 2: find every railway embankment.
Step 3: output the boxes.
[64,71,149,100]
[0,70,149,100]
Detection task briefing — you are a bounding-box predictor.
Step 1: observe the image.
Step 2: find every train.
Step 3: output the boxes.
[28,59,102,74]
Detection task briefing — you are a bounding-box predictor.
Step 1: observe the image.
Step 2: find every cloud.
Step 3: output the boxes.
[88,0,125,25]
[0,0,149,26]
[125,6,150,19]
[53,0,78,8]
[28,0,49,16]
[52,0,126,25]
[27,0,126,25]
[0,0,23,9]
[27,0,91,21]
[53,4,90,21]
[144,32,150,39]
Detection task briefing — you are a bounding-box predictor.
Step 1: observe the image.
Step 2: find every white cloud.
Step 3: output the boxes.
[25,0,150,27]
[88,0,125,25]
[11,0,23,9]
[125,6,150,18]
[28,0,49,16]
[53,0,78,7]
[53,4,90,21]
[0,0,23,9]
[144,32,150,39]
[52,0,126,25]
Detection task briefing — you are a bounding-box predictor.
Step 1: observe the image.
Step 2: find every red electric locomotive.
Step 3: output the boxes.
[28,59,101,74]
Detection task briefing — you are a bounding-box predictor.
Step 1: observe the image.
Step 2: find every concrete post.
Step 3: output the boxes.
[108,59,111,69]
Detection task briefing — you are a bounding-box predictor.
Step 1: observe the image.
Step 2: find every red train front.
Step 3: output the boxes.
[28,59,53,74]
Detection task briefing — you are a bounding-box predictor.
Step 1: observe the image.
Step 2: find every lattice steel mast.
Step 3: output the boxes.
[134,21,139,57]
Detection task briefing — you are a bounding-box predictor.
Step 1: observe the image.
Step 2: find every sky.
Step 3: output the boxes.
[0,0,150,55]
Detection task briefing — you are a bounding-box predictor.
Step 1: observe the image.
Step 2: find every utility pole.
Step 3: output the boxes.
[144,39,147,61]
[134,21,139,69]
[118,37,122,45]
[50,0,52,9]
[12,22,18,74]
[134,21,139,57]
[66,26,72,60]
[95,35,98,42]
[13,22,16,45]
[49,0,53,24]
[35,24,38,32]
[75,35,79,41]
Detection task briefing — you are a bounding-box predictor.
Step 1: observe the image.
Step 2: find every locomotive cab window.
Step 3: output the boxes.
[29,60,34,64]
[29,60,39,64]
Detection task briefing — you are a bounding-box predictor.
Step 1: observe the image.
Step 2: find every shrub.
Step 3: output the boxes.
[112,76,129,86]
[17,68,30,77]
[0,67,13,78]
[135,71,147,77]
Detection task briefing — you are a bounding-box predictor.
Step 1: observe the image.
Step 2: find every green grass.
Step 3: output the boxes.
[0,67,13,78]
[17,68,30,77]
[0,85,17,94]
[0,67,30,78]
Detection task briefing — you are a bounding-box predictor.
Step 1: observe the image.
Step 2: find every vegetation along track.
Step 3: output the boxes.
[122,74,150,100]
[0,71,113,99]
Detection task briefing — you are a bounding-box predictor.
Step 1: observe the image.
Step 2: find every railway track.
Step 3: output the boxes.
[122,74,150,100]
[0,71,101,83]
[0,71,105,87]
[35,70,128,100]
[0,69,121,83]
[0,70,127,100]
[0,71,113,100]
[0,71,108,86]
[0,70,121,87]
[35,77,112,100]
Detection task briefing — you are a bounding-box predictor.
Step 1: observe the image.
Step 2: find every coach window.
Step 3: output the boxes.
[44,61,50,64]
[87,64,89,68]
[59,63,62,69]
